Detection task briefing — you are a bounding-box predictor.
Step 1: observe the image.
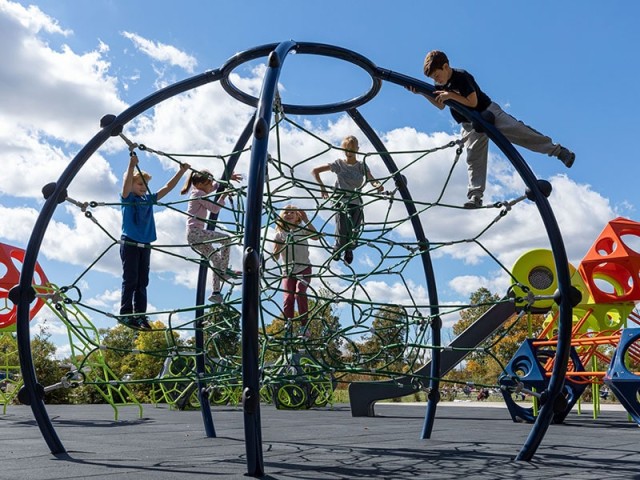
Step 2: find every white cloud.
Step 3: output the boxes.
[121,31,197,73]
[0,0,70,36]
[0,124,118,201]
[0,2,127,144]
[448,274,510,298]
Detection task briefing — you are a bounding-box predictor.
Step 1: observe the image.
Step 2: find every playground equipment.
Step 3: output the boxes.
[1,242,50,412]
[13,41,575,477]
[1,242,143,418]
[499,218,640,424]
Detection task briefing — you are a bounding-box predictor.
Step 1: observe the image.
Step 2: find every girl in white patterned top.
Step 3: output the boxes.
[181,169,241,303]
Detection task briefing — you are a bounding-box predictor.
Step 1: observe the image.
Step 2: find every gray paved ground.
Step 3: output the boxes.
[1,402,638,479]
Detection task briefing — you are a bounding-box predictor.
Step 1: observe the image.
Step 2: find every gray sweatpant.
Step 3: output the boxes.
[462,102,563,200]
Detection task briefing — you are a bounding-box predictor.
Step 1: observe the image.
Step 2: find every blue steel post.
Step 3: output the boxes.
[194,113,255,437]
[448,104,572,461]
[194,264,215,437]
[240,41,297,477]
[347,107,443,438]
[462,114,573,461]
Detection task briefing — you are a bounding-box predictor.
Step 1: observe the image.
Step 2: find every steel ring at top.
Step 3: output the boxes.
[219,41,383,115]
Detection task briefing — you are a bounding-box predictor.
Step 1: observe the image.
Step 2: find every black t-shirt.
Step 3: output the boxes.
[436,68,492,124]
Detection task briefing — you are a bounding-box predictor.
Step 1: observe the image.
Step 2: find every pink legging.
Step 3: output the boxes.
[282,266,312,325]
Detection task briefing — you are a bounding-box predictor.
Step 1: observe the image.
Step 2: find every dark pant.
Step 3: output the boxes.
[120,237,151,315]
[334,202,363,251]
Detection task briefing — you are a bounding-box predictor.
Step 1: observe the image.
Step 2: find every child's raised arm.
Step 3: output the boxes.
[121,152,138,198]
[406,86,445,110]
[157,162,191,201]
[298,210,322,240]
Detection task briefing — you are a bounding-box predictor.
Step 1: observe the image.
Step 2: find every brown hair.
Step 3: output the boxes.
[423,50,449,76]
[180,169,213,194]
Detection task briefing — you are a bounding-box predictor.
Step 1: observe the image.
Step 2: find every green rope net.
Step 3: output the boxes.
[32,109,539,413]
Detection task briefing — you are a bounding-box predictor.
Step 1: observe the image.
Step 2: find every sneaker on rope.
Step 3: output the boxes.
[136,316,153,331]
[117,315,146,331]
[344,249,354,265]
[219,269,242,282]
[557,147,575,168]
[116,316,136,329]
[208,292,223,304]
[463,195,483,209]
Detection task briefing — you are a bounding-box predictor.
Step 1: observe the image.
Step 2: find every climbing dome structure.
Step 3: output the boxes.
[13,41,575,477]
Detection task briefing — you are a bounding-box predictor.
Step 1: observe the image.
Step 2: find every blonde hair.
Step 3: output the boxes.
[274,204,302,233]
[341,135,359,152]
[180,169,213,195]
[132,170,151,183]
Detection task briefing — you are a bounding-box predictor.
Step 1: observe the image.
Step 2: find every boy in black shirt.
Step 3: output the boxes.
[411,50,575,208]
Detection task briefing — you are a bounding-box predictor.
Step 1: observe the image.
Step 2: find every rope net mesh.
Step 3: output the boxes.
[33,109,541,409]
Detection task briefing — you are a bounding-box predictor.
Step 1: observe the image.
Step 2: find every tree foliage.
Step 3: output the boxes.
[445,288,544,387]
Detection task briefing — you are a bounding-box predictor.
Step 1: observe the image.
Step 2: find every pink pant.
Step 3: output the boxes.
[282,266,312,325]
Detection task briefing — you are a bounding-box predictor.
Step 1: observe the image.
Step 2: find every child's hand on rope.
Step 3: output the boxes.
[179,162,191,173]
[128,152,139,168]
[229,172,243,182]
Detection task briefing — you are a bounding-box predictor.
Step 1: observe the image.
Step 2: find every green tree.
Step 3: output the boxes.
[345,305,408,371]
[100,324,137,379]
[125,321,182,402]
[31,324,71,404]
[261,287,343,367]
[445,287,544,387]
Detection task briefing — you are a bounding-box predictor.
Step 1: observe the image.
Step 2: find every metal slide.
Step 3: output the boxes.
[349,300,516,416]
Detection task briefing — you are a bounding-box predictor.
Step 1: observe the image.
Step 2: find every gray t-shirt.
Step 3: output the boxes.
[329,159,368,205]
[274,228,311,276]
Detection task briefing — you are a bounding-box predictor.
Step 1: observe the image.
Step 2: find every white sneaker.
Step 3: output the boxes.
[208,292,223,303]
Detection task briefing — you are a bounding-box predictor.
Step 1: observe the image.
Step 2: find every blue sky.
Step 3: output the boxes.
[1,0,638,357]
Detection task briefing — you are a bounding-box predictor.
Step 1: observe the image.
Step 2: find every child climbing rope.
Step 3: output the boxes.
[311,135,383,265]
[119,151,190,330]
[181,169,241,304]
[272,204,322,337]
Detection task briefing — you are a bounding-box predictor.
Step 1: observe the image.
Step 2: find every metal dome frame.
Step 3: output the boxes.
[13,41,574,477]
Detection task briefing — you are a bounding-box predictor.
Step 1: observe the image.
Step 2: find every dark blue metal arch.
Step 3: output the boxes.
[15,69,225,454]
[194,112,257,438]
[378,66,573,459]
[346,107,443,439]
[239,39,301,478]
